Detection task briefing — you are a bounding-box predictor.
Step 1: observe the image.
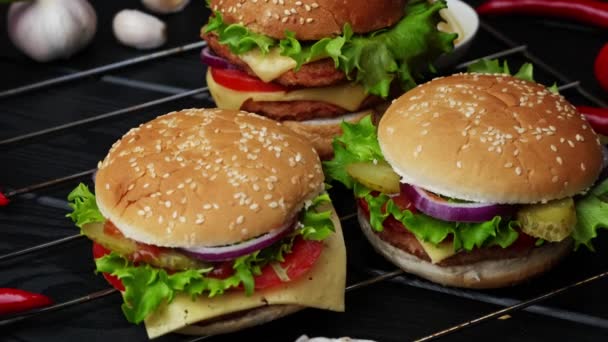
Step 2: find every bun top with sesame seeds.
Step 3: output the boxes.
[94,108,325,248]
[378,73,604,204]
[208,0,408,40]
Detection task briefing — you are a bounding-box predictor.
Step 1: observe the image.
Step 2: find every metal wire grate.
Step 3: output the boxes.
[0,18,606,341]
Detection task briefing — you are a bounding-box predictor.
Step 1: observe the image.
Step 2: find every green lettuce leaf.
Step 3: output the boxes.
[573,179,608,250]
[66,183,105,228]
[466,59,544,85]
[298,192,335,241]
[205,0,456,97]
[466,59,511,75]
[96,252,245,323]
[341,0,456,96]
[377,191,518,252]
[73,186,336,324]
[322,115,384,188]
[205,11,275,54]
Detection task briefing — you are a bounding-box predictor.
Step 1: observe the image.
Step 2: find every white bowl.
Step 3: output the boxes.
[435,0,480,68]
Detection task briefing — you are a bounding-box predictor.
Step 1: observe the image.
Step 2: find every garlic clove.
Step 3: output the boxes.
[7,0,97,62]
[142,0,190,14]
[112,10,167,50]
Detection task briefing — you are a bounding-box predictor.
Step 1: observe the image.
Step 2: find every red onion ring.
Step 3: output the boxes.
[200,47,240,70]
[401,184,516,223]
[181,219,296,261]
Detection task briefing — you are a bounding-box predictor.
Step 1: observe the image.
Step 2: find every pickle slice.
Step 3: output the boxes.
[346,161,401,194]
[517,198,577,242]
[81,222,210,270]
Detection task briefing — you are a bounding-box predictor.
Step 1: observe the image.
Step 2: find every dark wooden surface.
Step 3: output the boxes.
[1,1,607,341]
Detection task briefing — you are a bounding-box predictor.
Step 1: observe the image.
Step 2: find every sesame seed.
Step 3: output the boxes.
[236,215,244,224]
[550,145,557,152]
[179,216,186,223]
[456,161,462,169]
[552,175,559,183]
[515,167,522,176]
[105,184,110,190]
[165,201,172,208]
[137,210,145,216]
[581,163,586,171]
[269,201,278,208]
[504,162,513,168]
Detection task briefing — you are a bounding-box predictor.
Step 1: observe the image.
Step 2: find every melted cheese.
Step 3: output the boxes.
[240,48,298,83]
[207,70,368,112]
[416,238,457,264]
[145,203,346,338]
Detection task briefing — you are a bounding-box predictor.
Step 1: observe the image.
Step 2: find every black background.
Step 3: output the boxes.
[0,0,607,341]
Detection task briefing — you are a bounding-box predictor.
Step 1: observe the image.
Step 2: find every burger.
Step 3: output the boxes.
[200,0,457,158]
[324,72,608,288]
[67,108,346,337]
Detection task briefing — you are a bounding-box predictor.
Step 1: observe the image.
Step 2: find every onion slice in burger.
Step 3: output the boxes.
[200,47,239,70]
[182,219,296,262]
[401,184,516,222]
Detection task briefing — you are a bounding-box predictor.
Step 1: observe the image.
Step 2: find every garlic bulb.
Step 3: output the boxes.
[113,10,167,50]
[142,0,190,14]
[7,0,97,62]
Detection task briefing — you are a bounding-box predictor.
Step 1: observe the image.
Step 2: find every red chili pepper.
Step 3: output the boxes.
[0,288,53,315]
[577,106,608,136]
[477,0,608,30]
[0,191,8,206]
[595,43,608,93]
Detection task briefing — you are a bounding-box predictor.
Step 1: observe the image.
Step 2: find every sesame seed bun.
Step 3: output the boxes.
[95,108,325,248]
[177,305,303,336]
[358,209,572,288]
[208,0,407,40]
[378,73,603,204]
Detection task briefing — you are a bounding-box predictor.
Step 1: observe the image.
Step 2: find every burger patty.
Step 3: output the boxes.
[203,32,346,88]
[241,95,384,121]
[372,213,537,267]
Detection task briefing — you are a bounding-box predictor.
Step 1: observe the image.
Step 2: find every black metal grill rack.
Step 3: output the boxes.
[1,1,607,341]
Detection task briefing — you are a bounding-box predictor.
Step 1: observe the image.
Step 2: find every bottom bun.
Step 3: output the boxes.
[358,209,572,288]
[177,305,303,336]
[282,110,376,160]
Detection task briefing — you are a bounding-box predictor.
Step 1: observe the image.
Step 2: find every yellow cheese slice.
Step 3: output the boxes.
[240,48,298,83]
[145,202,346,338]
[416,238,457,264]
[206,70,368,112]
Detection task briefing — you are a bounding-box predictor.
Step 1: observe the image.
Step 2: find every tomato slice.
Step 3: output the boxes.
[254,238,323,290]
[92,243,125,292]
[210,67,286,92]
